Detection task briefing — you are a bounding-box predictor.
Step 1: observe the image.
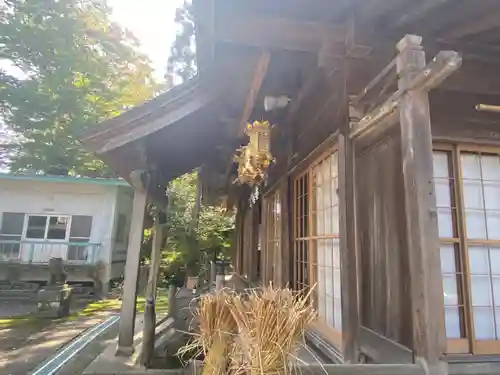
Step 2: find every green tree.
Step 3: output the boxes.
[144,172,234,278]
[166,0,196,85]
[0,0,159,176]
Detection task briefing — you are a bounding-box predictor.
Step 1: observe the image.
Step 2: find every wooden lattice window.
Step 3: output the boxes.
[434,144,500,355]
[264,191,281,285]
[293,149,342,343]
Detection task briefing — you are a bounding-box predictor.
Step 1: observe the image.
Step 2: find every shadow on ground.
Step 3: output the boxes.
[0,293,169,375]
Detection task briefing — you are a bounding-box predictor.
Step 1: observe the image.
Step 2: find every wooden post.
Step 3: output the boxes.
[234,201,244,275]
[339,104,361,362]
[141,215,165,366]
[117,170,149,356]
[280,179,291,288]
[167,284,177,319]
[396,35,446,371]
[210,260,216,287]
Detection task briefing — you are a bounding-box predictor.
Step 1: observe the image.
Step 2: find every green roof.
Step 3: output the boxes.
[0,173,131,187]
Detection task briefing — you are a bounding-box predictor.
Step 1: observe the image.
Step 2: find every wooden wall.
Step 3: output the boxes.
[355,130,413,349]
[430,90,500,144]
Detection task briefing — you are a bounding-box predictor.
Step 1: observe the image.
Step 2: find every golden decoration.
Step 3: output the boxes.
[233,120,274,186]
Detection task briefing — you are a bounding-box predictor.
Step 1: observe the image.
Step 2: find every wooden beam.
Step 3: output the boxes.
[350,49,462,140]
[449,362,500,375]
[277,364,425,375]
[407,50,462,91]
[396,34,446,368]
[353,55,398,105]
[237,51,271,137]
[350,100,400,140]
[359,326,414,364]
[214,16,346,53]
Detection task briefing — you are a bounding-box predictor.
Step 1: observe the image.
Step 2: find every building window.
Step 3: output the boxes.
[0,212,24,260]
[293,149,342,342]
[26,215,69,240]
[264,191,281,284]
[68,215,93,262]
[312,152,342,332]
[434,144,500,354]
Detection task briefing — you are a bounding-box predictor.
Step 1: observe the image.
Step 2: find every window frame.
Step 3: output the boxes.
[23,214,71,242]
[67,215,93,262]
[434,142,500,355]
[292,147,343,347]
[0,212,24,260]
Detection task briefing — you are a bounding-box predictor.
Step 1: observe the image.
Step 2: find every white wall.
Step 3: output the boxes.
[0,179,120,281]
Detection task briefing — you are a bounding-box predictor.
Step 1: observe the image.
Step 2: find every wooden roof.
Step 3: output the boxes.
[81,51,267,190]
[81,0,500,196]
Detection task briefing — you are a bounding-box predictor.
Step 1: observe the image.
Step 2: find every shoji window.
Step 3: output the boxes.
[312,152,342,333]
[434,144,500,354]
[293,148,342,343]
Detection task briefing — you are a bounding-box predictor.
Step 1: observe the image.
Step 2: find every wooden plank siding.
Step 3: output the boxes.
[355,131,412,349]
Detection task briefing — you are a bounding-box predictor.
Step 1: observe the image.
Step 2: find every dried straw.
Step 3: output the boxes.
[229,286,316,375]
[180,286,316,375]
[179,291,236,375]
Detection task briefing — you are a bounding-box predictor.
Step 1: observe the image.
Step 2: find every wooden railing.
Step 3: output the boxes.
[0,240,101,265]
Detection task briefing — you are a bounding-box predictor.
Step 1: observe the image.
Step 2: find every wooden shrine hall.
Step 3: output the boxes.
[81,1,500,374]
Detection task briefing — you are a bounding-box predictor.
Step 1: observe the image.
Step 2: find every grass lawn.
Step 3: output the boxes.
[0,290,169,329]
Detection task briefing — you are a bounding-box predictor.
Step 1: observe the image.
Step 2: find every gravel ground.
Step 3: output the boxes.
[0,299,38,318]
[0,306,119,375]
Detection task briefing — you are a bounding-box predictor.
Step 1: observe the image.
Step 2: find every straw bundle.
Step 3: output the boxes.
[229,286,316,375]
[180,291,236,375]
[180,286,315,375]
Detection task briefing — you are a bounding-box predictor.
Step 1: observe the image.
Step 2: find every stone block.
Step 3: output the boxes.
[37,284,73,318]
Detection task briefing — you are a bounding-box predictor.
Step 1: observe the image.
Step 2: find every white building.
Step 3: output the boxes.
[0,174,133,290]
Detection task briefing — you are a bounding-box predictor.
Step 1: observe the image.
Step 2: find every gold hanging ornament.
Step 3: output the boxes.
[233,120,274,186]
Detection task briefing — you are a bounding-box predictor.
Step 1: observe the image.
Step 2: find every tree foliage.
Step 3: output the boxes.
[143,172,234,277]
[166,0,196,85]
[0,0,159,176]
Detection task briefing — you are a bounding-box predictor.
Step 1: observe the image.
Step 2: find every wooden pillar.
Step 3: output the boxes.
[251,202,261,283]
[396,35,446,371]
[339,107,360,362]
[233,202,243,275]
[117,170,148,356]
[260,195,269,285]
[141,215,165,366]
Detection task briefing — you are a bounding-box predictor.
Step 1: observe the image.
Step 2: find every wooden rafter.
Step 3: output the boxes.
[390,0,452,28]
[214,16,346,53]
[443,10,500,39]
[222,51,271,181]
[237,51,271,137]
